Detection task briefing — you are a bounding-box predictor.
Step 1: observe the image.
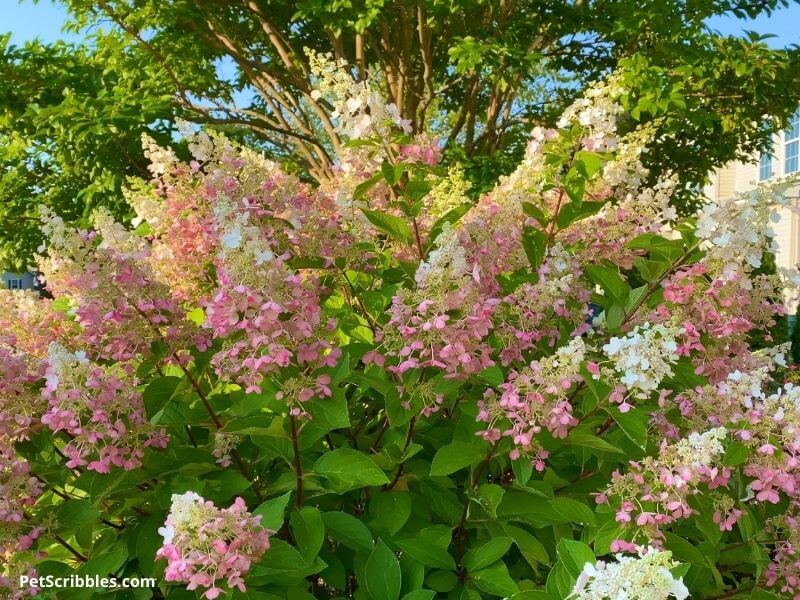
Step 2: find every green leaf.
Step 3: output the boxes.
[381,161,405,185]
[143,375,182,418]
[291,507,324,563]
[593,519,626,555]
[556,539,595,579]
[633,257,671,283]
[522,202,548,224]
[477,366,505,387]
[555,198,605,229]
[471,562,519,597]
[56,499,100,532]
[502,524,550,566]
[428,203,471,247]
[401,591,436,600]
[549,498,596,526]
[370,491,412,535]
[314,449,390,491]
[430,442,487,476]
[463,537,513,572]
[354,172,383,199]
[249,539,325,582]
[624,285,650,313]
[498,493,595,527]
[565,429,623,453]
[425,570,458,592]
[475,483,505,518]
[666,532,710,566]
[609,407,648,450]
[222,415,281,436]
[321,511,374,552]
[584,264,629,301]
[605,303,626,331]
[574,150,604,178]
[76,544,127,577]
[396,526,456,570]
[406,179,433,202]
[522,227,547,270]
[365,540,402,600]
[723,441,750,467]
[253,491,293,531]
[305,388,350,430]
[563,177,586,204]
[362,209,413,244]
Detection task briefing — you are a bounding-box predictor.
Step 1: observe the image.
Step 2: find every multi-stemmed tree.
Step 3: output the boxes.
[2,0,800,267]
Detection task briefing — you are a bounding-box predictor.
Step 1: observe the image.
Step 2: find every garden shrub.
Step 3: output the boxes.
[2,61,800,600]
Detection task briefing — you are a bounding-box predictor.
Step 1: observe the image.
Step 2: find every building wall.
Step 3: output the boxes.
[1,271,37,291]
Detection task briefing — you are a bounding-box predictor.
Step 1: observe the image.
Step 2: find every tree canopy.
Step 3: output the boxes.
[2,0,800,268]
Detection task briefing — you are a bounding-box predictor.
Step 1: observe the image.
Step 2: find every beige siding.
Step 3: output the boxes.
[716,164,738,200]
[772,205,796,271]
[734,159,759,190]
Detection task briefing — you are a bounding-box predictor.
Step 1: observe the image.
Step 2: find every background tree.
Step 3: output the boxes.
[2,0,800,268]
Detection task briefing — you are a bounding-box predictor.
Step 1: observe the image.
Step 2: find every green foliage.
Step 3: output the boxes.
[792,314,800,365]
[3,0,800,266]
[0,33,176,269]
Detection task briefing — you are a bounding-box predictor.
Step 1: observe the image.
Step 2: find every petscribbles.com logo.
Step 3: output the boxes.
[19,574,157,589]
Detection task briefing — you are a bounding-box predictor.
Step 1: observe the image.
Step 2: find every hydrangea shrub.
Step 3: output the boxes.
[3,61,800,600]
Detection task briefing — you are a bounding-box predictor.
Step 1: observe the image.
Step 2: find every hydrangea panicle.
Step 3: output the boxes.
[157,492,271,599]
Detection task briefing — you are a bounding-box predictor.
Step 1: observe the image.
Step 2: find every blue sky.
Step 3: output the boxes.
[4,1,76,45]
[3,0,799,47]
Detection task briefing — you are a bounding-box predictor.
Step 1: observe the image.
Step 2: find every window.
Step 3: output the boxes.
[785,108,800,174]
[6,278,23,290]
[759,151,773,181]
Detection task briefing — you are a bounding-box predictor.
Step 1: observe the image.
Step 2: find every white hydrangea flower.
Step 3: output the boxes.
[45,342,88,390]
[158,491,206,544]
[141,133,178,176]
[673,427,727,469]
[571,548,689,600]
[602,323,680,397]
[307,49,411,140]
[415,222,470,288]
[220,226,243,249]
[531,337,587,385]
[93,209,147,258]
[557,75,625,152]
[696,178,796,278]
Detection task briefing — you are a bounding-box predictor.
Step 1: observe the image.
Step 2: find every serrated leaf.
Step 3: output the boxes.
[143,376,182,418]
[464,537,512,571]
[381,161,405,185]
[253,491,292,531]
[522,227,547,270]
[370,491,411,535]
[556,539,595,579]
[555,198,605,229]
[584,264,628,301]
[362,208,413,244]
[396,526,456,570]
[314,449,389,491]
[565,429,623,453]
[321,511,374,552]
[366,540,402,600]
[471,562,519,597]
[430,442,486,476]
[608,407,648,450]
[291,507,324,563]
